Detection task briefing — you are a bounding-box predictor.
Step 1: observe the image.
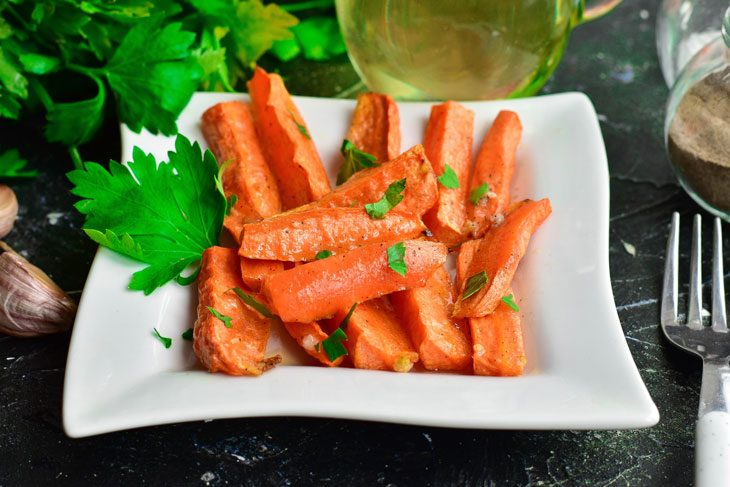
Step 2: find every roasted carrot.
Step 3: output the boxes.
[194,247,281,376]
[455,239,479,290]
[239,207,427,262]
[422,101,474,246]
[454,198,551,318]
[464,110,522,239]
[262,240,448,323]
[326,297,418,372]
[201,101,281,242]
[284,321,344,367]
[248,67,331,209]
[345,93,401,163]
[390,266,471,371]
[470,289,526,376]
[240,258,288,293]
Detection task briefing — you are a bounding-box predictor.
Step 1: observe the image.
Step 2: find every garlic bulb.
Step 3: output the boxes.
[0,242,77,337]
[0,185,18,238]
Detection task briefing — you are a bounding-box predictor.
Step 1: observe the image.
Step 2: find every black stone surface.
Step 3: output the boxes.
[0,0,717,485]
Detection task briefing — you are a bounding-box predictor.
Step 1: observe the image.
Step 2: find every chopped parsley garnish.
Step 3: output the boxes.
[317,303,357,361]
[437,164,460,189]
[501,294,520,311]
[288,110,311,140]
[365,178,406,219]
[340,302,358,330]
[387,242,407,276]
[316,250,332,259]
[182,328,194,341]
[337,139,377,184]
[461,271,488,300]
[468,183,490,205]
[153,328,172,349]
[207,306,233,328]
[230,287,277,319]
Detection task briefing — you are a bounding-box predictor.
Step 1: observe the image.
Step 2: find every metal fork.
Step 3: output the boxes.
[662,212,730,486]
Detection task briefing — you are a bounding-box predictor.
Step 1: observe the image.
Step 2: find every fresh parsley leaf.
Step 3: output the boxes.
[103,14,203,135]
[461,270,488,300]
[321,327,348,361]
[229,0,297,67]
[468,183,489,205]
[270,37,301,62]
[68,134,226,294]
[387,242,407,276]
[501,294,520,311]
[207,306,233,328]
[340,302,357,331]
[365,178,406,219]
[182,328,194,341]
[230,286,278,319]
[153,328,172,348]
[0,45,28,99]
[437,164,460,189]
[316,249,332,259]
[16,53,60,75]
[291,16,346,61]
[0,147,37,178]
[46,74,106,146]
[0,88,21,119]
[337,139,377,185]
[288,109,311,139]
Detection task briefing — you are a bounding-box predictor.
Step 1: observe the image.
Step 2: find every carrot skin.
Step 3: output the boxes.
[390,266,471,371]
[454,198,551,318]
[283,321,344,367]
[470,289,526,376]
[455,239,479,291]
[194,247,280,376]
[464,110,522,239]
[422,101,474,246]
[345,93,401,163]
[239,208,427,262]
[262,239,448,323]
[248,67,331,209]
[240,258,287,293]
[201,101,281,242]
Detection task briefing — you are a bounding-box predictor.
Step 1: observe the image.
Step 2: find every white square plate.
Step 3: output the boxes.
[63,92,659,437]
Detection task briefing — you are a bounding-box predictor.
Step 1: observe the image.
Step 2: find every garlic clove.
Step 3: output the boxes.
[0,185,18,238]
[0,241,77,337]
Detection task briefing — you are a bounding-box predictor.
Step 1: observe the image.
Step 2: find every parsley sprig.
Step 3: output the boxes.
[337,139,377,184]
[317,302,357,361]
[365,178,406,219]
[461,271,488,300]
[387,242,407,276]
[437,164,460,189]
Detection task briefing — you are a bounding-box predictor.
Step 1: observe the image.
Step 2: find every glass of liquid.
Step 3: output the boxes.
[336,0,623,100]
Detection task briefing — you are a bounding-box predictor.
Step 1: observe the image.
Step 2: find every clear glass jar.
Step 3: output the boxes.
[665,6,730,220]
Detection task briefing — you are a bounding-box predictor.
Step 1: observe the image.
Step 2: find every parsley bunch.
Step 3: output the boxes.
[0,0,342,169]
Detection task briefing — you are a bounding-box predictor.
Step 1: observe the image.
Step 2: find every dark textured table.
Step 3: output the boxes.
[0,0,714,485]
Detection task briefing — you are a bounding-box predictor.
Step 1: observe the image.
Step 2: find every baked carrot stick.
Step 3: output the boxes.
[464,110,522,239]
[455,239,479,290]
[248,67,331,209]
[262,240,448,323]
[239,207,427,262]
[194,247,281,376]
[422,101,474,246]
[326,297,418,372]
[390,266,471,371]
[469,289,526,376]
[299,144,437,217]
[201,101,281,242]
[345,93,401,163]
[454,198,551,318]
[240,258,288,293]
[284,321,344,367]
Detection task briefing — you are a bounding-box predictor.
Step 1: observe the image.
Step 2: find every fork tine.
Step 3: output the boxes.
[662,212,679,327]
[712,217,728,332]
[688,214,704,329]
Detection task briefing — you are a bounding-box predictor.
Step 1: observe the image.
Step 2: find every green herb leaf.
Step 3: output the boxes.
[0,147,37,178]
[468,183,489,205]
[288,109,311,139]
[153,328,172,348]
[316,249,332,259]
[230,286,278,319]
[270,37,301,62]
[182,328,194,341]
[68,134,226,294]
[229,0,298,67]
[0,88,21,119]
[461,270,488,300]
[46,75,106,146]
[207,306,233,328]
[387,242,407,276]
[16,53,60,74]
[437,164,460,189]
[365,178,406,219]
[501,294,520,311]
[321,327,348,361]
[291,16,346,61]
[340,302,357,331]
[0,46,28,99]
[337,139,377,185]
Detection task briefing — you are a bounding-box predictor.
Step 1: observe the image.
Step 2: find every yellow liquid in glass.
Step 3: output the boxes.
[336,0,576,100]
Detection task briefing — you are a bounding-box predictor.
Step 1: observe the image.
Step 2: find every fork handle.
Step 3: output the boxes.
[696,411,730,487]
